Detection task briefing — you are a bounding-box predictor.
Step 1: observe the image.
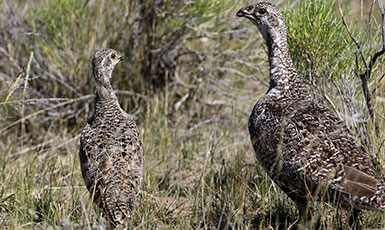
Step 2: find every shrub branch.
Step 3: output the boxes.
[339,0,385,135]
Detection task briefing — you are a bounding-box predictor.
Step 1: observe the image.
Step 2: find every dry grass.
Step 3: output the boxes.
[1,0,385,229]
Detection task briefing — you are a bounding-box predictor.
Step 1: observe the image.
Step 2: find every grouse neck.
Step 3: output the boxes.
[93,71,119,109]
[94,89,121,118]
[263,29,297,90]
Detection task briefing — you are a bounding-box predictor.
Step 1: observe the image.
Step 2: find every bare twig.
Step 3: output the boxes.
[338,1,385,135]
[338,5,368,70]
[0,98,75,105]
[0,95,93,134]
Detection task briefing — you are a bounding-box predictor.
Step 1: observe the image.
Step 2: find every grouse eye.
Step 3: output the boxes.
[111,53,116,59]
[258,8,267,14]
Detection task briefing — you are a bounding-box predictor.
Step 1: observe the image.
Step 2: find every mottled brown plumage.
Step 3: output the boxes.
[79,48,143,229]
[237,2,385,227]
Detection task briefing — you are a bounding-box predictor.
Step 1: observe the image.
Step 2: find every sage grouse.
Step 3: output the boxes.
[237,2,385,226]
[79,48,143,229]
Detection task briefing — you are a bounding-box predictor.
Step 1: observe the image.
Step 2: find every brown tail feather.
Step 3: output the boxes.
[344,165,380,186]
[342,165,380,197]
[343,179,377,197]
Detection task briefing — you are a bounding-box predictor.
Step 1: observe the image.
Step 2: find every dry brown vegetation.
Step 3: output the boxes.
[0,0,385,229]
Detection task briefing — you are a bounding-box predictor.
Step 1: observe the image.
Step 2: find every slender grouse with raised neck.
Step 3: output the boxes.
[79,48,143,229]
[237,1,384,225]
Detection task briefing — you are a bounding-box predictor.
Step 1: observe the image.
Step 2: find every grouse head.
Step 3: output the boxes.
[237,2,287,45]
[91,48,124,85]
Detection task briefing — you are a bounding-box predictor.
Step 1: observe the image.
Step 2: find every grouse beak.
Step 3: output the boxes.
[236,6,254,18]
[236,8,246,17]
[119,56,124,61]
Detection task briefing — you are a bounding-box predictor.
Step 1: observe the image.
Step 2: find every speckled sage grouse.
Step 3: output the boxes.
[79,48,143,229]
[237,2,385,226]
